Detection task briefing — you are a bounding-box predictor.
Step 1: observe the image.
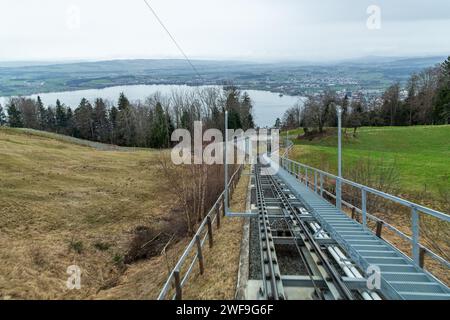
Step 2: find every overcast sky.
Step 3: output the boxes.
[1,0,449,62]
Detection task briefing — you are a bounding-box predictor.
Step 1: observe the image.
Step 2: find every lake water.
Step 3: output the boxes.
[0,84,303,127]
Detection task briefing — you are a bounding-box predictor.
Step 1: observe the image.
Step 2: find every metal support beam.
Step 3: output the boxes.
[281,275,326,288]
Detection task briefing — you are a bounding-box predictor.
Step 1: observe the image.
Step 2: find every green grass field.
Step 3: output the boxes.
[287,125,450,210]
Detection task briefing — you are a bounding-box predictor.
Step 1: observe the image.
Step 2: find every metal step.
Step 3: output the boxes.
[358,250,398,257]
[382,272,430,282]
[342,234,378,240]
[389,281,445,294]
[345,239,382,244]
[365,257,408,265]
[332,226,365,230]
[353,245,393,251]
[398,291,450,300]
[376,264,418,273]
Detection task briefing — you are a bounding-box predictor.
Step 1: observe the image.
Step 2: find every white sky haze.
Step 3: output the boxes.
[1,0,449,61]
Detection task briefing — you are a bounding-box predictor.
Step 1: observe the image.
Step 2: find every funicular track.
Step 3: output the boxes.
[252,162,382,300]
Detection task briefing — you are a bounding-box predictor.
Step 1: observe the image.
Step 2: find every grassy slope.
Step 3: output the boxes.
[288,126,450,210]
[0,127,248,300]
[100,168,249,300]
[0,128,175,299]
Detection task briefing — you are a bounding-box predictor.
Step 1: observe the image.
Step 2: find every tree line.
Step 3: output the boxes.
[0,86,255,148]
[278,56,450,133]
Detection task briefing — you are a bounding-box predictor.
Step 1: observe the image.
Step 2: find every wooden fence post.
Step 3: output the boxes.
[216,206,221,229]
[173,270,182,300]
[206,216,214,248]
[195,235,204,275]
[375,221,383,238]
[419,247,426,268]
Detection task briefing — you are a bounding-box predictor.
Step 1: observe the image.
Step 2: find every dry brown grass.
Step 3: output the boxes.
[0,128,177,299]
[182,167,249,300]
[95,167,249,300]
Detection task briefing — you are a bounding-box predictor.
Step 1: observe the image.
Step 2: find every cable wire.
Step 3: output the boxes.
[143,0,203,80]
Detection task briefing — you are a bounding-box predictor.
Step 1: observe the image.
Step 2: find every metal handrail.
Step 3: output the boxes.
[157,164,243,300]
[279,154,450,273]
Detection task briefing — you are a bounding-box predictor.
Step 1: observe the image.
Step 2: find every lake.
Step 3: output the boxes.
[0,84,303,127]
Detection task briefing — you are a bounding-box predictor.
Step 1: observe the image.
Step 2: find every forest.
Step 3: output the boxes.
[0,86,255,148]
[279,57,450,133]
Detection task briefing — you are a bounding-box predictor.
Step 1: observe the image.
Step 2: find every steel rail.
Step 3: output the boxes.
[254,164,285,300]
[264,172,325,299]
[267,172,354,300]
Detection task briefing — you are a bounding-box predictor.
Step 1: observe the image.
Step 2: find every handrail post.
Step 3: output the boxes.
[314,171,318,193]
[320,173,323,197]
[361,188,367,229]
[195,235,205,275]
[206,216,214,248]
[173,270,182,300]
[336,177,342,210]
[412,207,420,264]
[305,168,308,187]
[224,111,228,215]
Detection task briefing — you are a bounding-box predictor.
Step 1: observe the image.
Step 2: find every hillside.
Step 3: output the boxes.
[0,128,178,299]
[288,125,450,211]
[0,128,248,300]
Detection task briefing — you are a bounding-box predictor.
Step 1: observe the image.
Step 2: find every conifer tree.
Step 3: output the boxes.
[7,102,23,128]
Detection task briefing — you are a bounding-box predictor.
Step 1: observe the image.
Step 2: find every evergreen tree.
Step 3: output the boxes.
[7,102,23,127]
[116,93,136,146]
[227,108,242,130]
[245,113,255,129]
[37,96,47,130]
[149,102,169,148]
[240,92,255,130]
[434,56,450,124]
[93,98,111,142]
[55,99,67,133]
[180,109,191,131]
[74,98,94,139]
[166,111,175,147]
[118,92,130,111]
[274,118,281,129]
[0,104,6,126]
[109,106,118,144]
[65,108,74,136]
[45,107,56,131]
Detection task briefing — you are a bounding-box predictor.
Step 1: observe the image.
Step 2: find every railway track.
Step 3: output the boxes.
[251,162,381,300]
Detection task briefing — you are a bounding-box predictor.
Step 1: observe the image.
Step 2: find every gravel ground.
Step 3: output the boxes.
[249,216,262,280]
[276,244,308,275]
